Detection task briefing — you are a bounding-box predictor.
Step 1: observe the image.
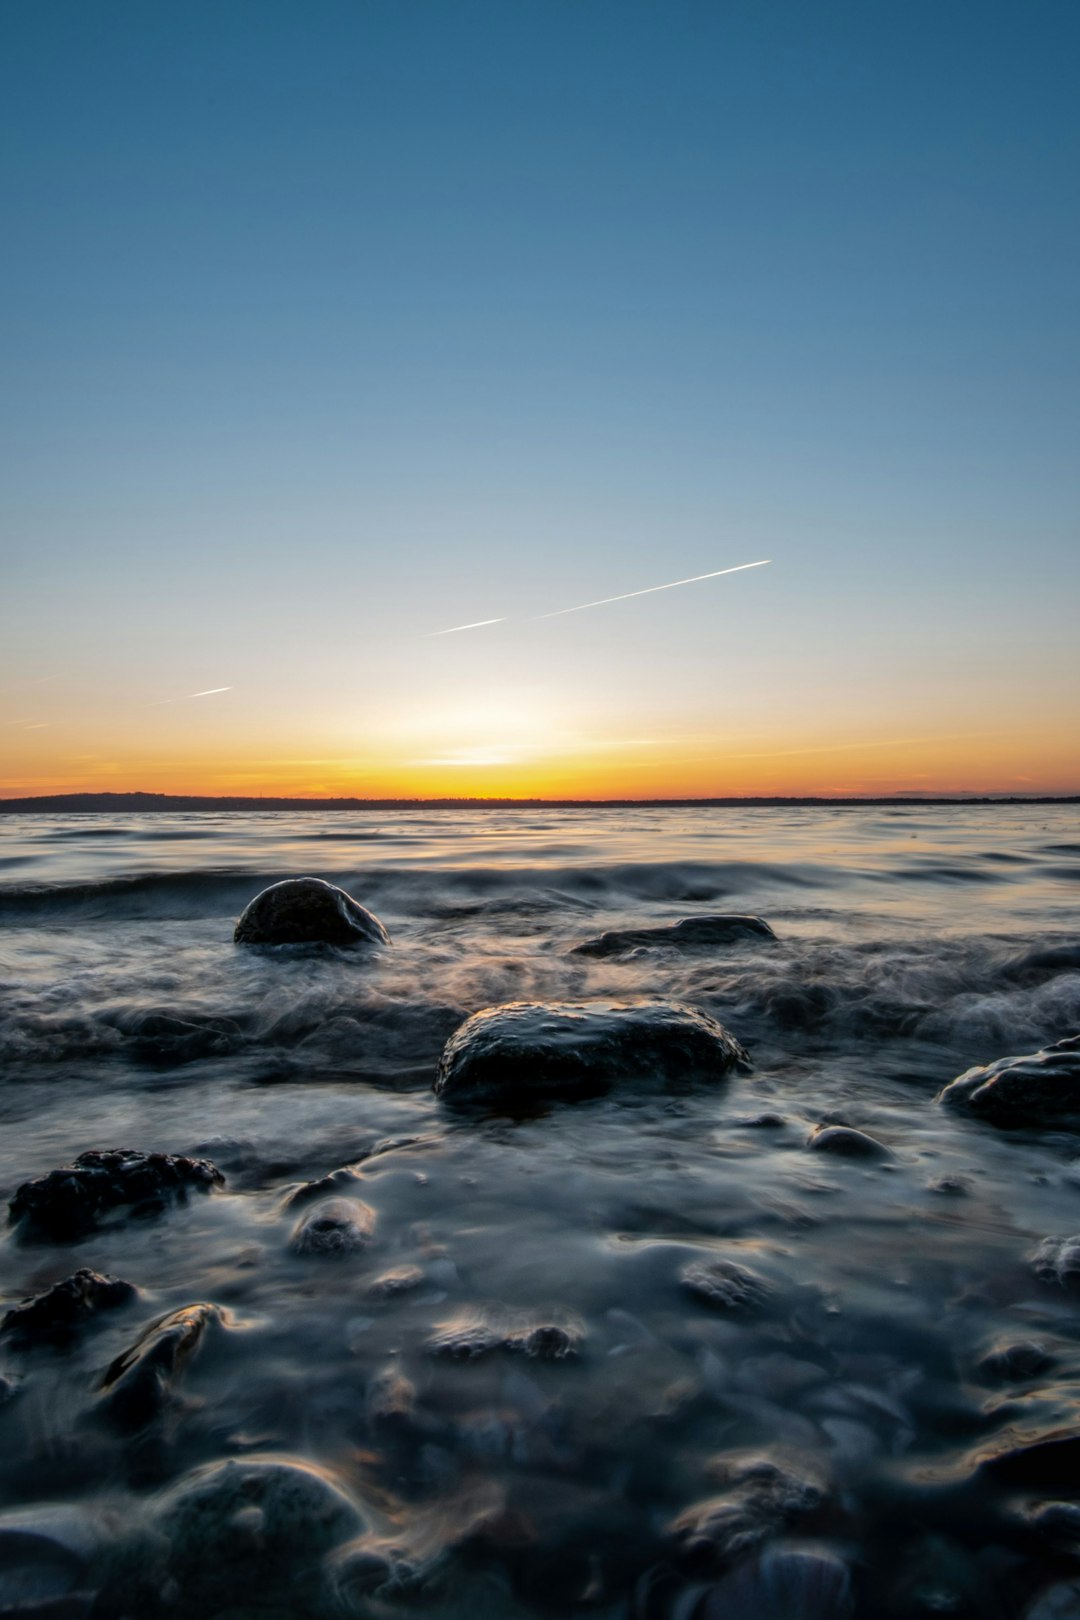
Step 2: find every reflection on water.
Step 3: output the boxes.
[0,806,1078,1617]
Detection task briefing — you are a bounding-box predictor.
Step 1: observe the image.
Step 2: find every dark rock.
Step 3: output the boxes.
[99,1302,220,1429]
[571,914,776,959]
[234,878,390,947]
[105,1007,242,1066]
[434,999,749,1107]
[667,1456,827,1573]
[289,1198,375,1257]
[977,1341,1056,1384]
[1027,1581,1080,1618]
[980,1430,1080,1490]
[1032,1236,1080,1290]
[426,1307,584,1362]
[367,1266,425,1299]
[0,1502,108,1615]
[696,1546,854,1619]
[2,1269,137,1347]
[145,1456,365,1616]
[937,1036,1080,1128]
[806,1125,892,1159]
[8,1151,224,1242]
[284,1168,366,1210]
[679,1257,771,1315]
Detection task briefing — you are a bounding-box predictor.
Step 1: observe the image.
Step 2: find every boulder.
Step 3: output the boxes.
[289,1198,375,1257]
[8,1150,224,1242]
[99,1302,220,1429]
[2,1269,137,1347]
[806,1125,891,1160]
[571,914,776,958]
[234,878,389,947]
[433,999,748,1107]
[937,1035,1080,1127]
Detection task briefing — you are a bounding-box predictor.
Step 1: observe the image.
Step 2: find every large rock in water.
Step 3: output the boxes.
[234,877,390,946]
[572,913,776,958]
[936,1035,1080,1127]
[8,1149,224,1241]
[433,999,748,1106]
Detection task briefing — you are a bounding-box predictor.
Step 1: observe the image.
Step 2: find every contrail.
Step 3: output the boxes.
[534,560,771,619]
[430,618,508,637]
[148,687,233,706]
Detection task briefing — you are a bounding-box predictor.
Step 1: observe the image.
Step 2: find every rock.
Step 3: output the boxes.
[977,1340,1055,1384]
[1033,1236,1080,1290]
[2,1269,137,1346]
[667,1458,827,1573]
[680,1258,771,1315]
[0,1502,108,1613]
[367,1266,425,1299]
[147,1456,365,1616]
[284,1168,365,1210]
[426,1307,584,1362]
[234,878,390,947]
[289,1198,375,1257]
[806,1125,891,1159]
[434,999,749,1107]
[937,1035,1080,1128]
[1027,1582,1080,1619]
[980,1430,1080,1490]
[571,915,776,959]
[696,1546,853,1619]
[99,1302,220,1429]
[8,1150,224,1242]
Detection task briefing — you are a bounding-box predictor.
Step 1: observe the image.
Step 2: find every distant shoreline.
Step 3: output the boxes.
[1,791,1077,813]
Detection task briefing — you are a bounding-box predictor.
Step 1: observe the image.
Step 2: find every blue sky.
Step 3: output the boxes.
[2,0,1078,795]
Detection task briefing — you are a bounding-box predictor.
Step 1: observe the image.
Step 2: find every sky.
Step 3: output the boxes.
[1,0,1078,799]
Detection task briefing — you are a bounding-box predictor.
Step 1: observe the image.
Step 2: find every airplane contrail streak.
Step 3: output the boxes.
[431,618,508,636]
[534,560,771,619]
[148,687,233,706]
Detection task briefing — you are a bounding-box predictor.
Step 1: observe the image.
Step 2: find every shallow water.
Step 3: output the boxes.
[1,806,1079,1618]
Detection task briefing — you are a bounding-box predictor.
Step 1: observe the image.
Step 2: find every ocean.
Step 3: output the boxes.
[1,805,1079,1618]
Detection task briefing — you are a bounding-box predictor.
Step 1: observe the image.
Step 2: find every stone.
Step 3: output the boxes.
[937,1036,1080,1128]
[680,1257,771,1315]
[977,1340,1055,1384]
[1033,1236,1080,1290]
[8,1150,224,1242]
[434,999,749,1107]
[147,1456,365,1616]
[667,1457,827,1573]
[2,1269,137,1346]
[289,1198,375,1257]
[0,1502,109,1614]
[234,878,389,947]
[1027,1581,1080,1618]
[571,914,776,958]
[696,1546,853,1619]
[99,1302,220,1429]
[426,1307,584,1362]
[806,1125,891,1159]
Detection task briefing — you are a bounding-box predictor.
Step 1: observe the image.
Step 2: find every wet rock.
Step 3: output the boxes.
[937,1035,1080,1128]
[1032,1236,1080,1289]
[572,914,776,959]
[680,1258,771,1315]
[977,1340,1056,1384]
[807,1125,891,1159]
[106,1007,242,1066]
[980,1430,1080,1490]
[1027,1582,1080,1619]
[426,1307,584,1362]
[99,1302,219,1429]
[0,1502,108,1613]
[8,1150,224,1241]
[1025,1502,1080,1549]
[284,1167,365,1210]
[234,878,390,947]
[667,1457,827,1573]
[696,1545,853,1619]
[368,1265,425,1299]
[2,1269,137,1347]
[147,1456,365,1615]
[434,999,749,1107]
[289,1198,375,1257]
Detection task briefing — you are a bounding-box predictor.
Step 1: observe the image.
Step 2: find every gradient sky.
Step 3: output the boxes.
[2,0,1078,798]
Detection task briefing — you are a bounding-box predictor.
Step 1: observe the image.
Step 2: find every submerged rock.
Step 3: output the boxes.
[806,1125,891,1160]
[1032,1236,1080,1290]
[1027,1584,1080,1620]
[680,1257,771,1315]
[290,1197,376,1257]
[426,1307,584,1362]
[284,1167,365,1210]
[977,1340,1056,1384]
[0,1501,109,1614]
[434,999,748,1106]
[694,1546,854,1620]
[234,878,390,947]
[667,1457,827,1573]
[99,1302,220,1429]
[937,1035,1080,1128]
[146,1456,365,1615]
[2,1269,137,1347]
[8,1150,224,1242]
[571,914,776,959]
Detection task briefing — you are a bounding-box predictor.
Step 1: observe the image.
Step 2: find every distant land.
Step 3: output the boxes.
[1,791,1077,813]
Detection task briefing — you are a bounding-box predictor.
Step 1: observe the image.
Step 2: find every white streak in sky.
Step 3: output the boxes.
[430,618,508,636]
[534,560,771,619]
[148,686,233,706]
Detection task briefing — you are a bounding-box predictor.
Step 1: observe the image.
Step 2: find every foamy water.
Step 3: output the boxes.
[1,805,1079,1617]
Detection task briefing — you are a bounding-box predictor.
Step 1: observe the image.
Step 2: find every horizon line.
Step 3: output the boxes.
[2,789,1077,811]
